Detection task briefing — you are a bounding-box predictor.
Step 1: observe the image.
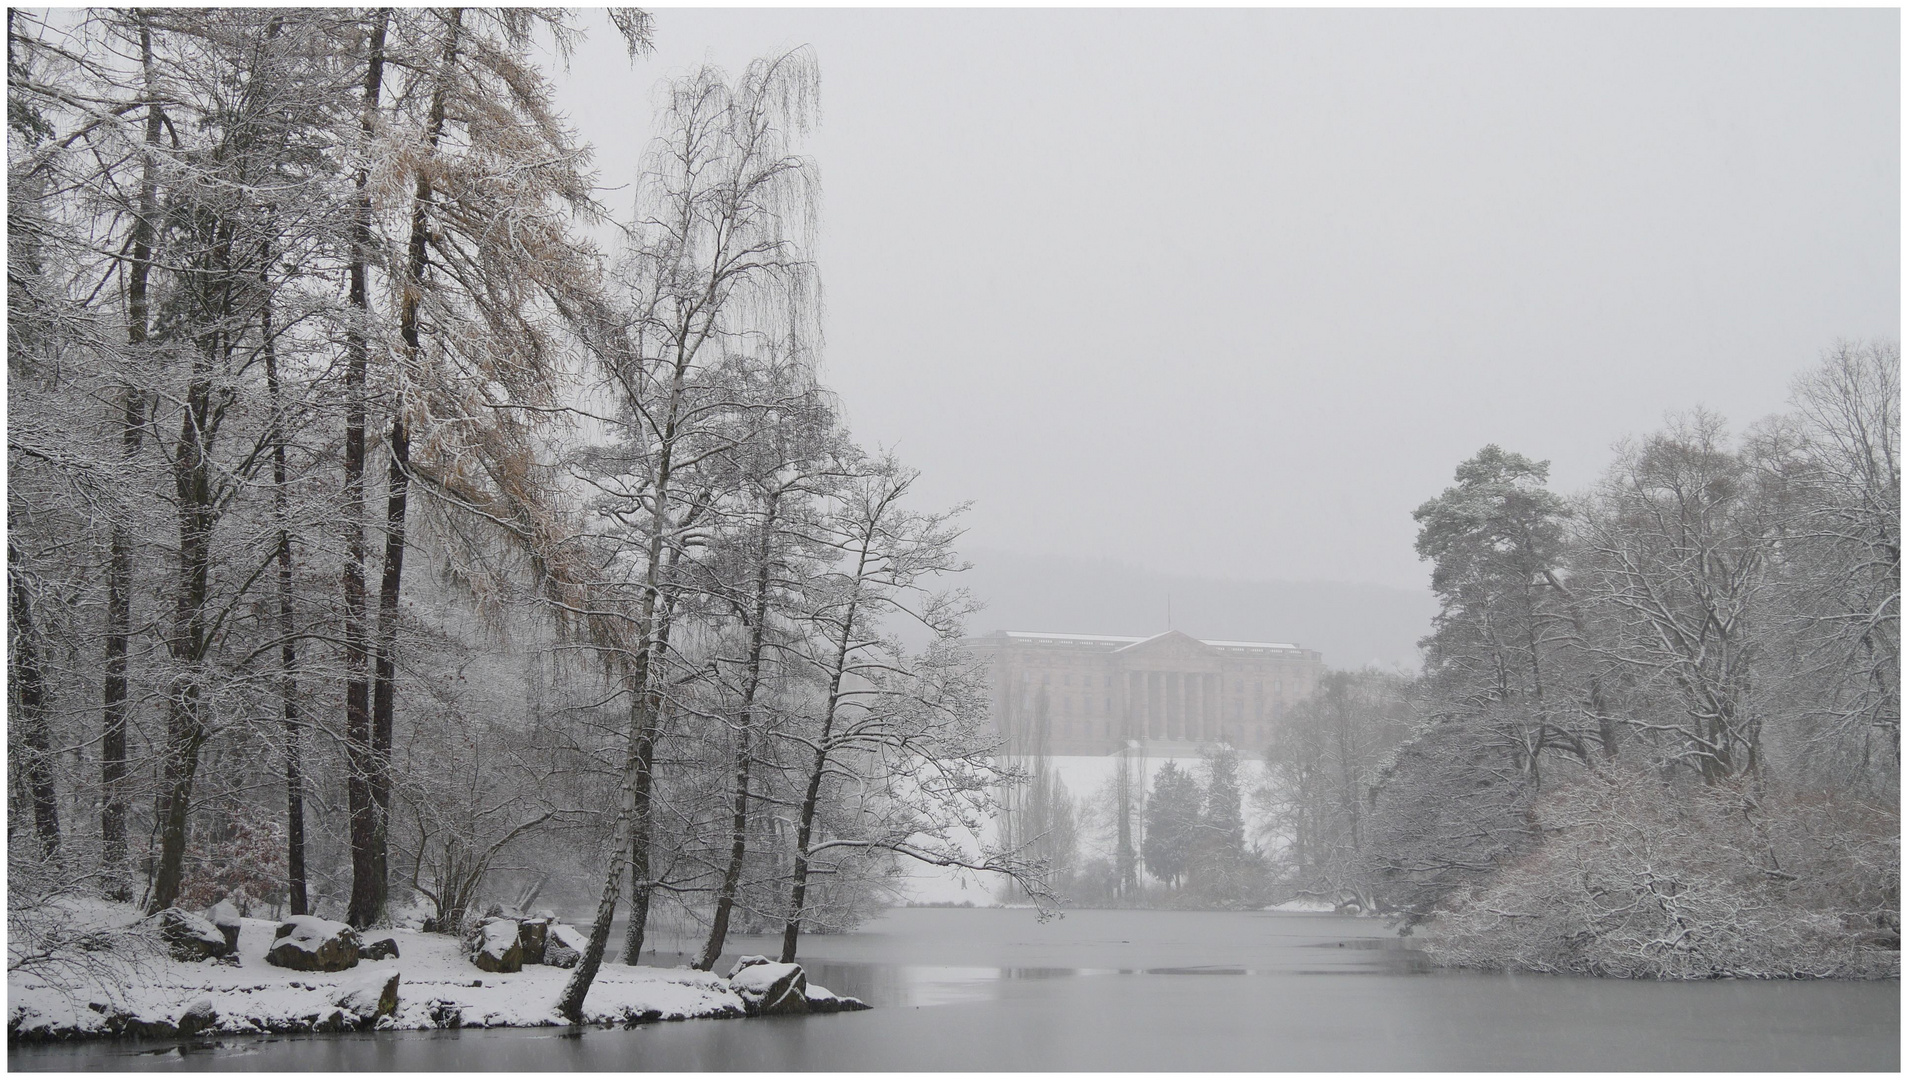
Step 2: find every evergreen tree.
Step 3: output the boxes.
[1141,762,1201,890]
[1191,745,1263,906]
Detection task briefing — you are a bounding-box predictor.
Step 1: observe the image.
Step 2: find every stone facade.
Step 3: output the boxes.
[963,629,1323,756]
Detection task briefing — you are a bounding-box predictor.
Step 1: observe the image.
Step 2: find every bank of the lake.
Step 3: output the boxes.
[8,914,860,1044]
[11,907,1898,1071]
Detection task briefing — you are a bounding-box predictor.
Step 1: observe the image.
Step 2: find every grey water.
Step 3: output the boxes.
[10,908,1898,1071]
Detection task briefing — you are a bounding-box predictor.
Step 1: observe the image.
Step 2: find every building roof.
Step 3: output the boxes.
[986,629,1303,652]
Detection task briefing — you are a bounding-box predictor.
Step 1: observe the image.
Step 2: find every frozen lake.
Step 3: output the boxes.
[11,907,1898,1071]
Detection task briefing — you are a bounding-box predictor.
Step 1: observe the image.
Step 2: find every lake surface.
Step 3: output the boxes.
[11,907,1899,1071]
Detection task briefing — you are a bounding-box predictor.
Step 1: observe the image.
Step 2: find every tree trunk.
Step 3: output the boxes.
[565,347,691,1015]
[557,658,653,1023]
[619,561,682,966]
[342,9,385,930]
[9,544,60,859]
[150,333,221,913]
[360,4,460,930]
[697,496,779,970]
[102,12,165,901]
[617,705,661,966]
[262,283,307,916]
[781,584,862,964]
[779,745,828,965]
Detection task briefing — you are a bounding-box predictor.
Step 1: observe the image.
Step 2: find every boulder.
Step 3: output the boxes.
[803,983,872,1014]
[516,918,549,965]
[177,999,220,1036]
[205,900,243,954]
[728,960,809,1016]
[471,918,522,973]
[544,923,586,969]
[362,936,400,961]
[115,1014,179,1039]
[152,907,231,962]
[427,999,464,1029]
[266,916,360,972]
[337,971,400,1029]
[727,954,773,977]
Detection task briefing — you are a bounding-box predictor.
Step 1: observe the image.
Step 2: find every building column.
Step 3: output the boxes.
[1122,670,1135,743]
[1148,672,1162,739]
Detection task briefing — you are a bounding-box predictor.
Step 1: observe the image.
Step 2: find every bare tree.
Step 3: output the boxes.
[557,47,820,1021]
[1576,412,1778,784]
[777,457,1052,963]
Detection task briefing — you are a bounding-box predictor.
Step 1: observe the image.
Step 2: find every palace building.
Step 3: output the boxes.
[963,629,1323,756]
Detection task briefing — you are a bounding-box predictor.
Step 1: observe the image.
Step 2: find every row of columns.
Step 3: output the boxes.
[1002,666,1286,748]
[1123,669,1226,742]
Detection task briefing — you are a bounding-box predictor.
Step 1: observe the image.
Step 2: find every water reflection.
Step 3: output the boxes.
[803,947,1425,1008]
[9,909,1897,1072]
[1129,973,1251,984]
[801,962,1096,1007]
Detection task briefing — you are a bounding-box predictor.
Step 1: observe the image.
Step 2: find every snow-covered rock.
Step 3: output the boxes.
[152,907,230,962]
[727,954,773,978]
[362,935,400,961]
[544,922,586,968]
[728,960,808,1016]
[471,919,523,973]
[8,906,873,1044]
[205,900,244,953]
[516,918,548,965]
[178,998,219,1035]
[266,916,360,972]
[336,971,400,1028]
[803,982,871,1014]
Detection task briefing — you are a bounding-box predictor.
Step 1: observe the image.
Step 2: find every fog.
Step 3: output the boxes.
[548,7,1899,611]
[8,9,1899,1068]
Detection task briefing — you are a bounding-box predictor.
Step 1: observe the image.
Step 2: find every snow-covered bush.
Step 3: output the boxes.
[7,850,160,1012]
[1420,766,1900,978]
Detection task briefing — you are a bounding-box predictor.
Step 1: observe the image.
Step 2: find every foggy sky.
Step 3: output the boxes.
[547,8,1899,593]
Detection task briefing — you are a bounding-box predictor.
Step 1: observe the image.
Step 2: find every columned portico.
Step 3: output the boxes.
[966,629,1323,756]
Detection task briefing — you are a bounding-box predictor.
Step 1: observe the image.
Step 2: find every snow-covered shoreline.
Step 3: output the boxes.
[9,916,864,1043]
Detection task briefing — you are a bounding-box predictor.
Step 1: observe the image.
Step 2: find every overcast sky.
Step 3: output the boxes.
[547,8,1899,592]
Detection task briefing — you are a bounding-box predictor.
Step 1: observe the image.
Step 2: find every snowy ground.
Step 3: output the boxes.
[9,906,857,1042]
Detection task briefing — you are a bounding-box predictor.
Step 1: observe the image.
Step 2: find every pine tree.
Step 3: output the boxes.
[1141,761,1201,891]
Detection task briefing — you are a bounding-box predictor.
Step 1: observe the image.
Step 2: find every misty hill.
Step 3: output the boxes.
[949,548,1438,672]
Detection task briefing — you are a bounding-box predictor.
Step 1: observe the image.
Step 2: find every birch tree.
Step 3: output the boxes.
[777,457,1051,963]
[557,47,819,1021]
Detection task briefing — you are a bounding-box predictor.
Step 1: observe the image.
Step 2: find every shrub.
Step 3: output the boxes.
[1420,766,1899,978]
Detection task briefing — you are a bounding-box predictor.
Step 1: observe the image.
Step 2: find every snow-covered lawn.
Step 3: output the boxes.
[10,911,859,1042]
[1264,899,1337,914]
